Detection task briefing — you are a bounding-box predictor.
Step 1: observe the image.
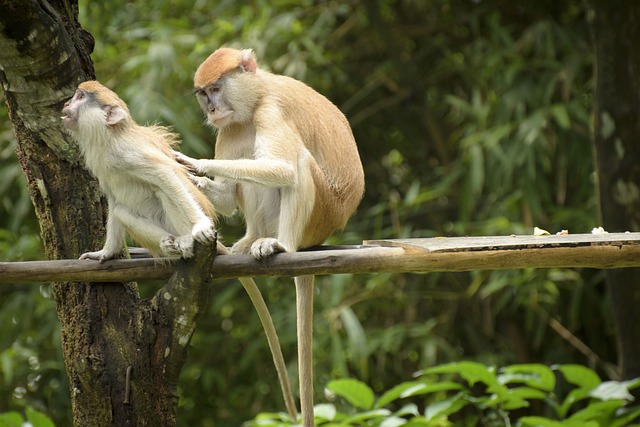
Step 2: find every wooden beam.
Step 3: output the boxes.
[1,233,640,284]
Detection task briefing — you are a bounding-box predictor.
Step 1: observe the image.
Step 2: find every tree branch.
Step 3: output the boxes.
[152,238,217,389]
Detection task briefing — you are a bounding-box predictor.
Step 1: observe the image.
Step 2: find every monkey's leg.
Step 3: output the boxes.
[111,206,194,258]
[234,184,281,257]
[80,203,126,262]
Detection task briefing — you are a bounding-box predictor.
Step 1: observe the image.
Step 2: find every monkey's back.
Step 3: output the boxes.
[261,72,365,245]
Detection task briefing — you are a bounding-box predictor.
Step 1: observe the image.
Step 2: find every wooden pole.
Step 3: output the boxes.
[2,233,640,284]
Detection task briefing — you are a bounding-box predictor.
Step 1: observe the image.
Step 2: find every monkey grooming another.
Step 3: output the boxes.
[180,47,365,426]
[61,80,298,420]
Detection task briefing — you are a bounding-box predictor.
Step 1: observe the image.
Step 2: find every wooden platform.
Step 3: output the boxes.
[1,233,639,284]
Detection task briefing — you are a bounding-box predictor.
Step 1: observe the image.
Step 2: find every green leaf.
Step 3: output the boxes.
[551,104,571,130]
[518,417,566,427]
[403,417,430,427]
[25,408,55,427]
[342,409,391,424]
[380,416,408,427]
[394,403,419,418]
[376,381,463,409]
[314,404,337,422]
[590,381,634,402]
[610,406,640,427]
[424,392,468,422]
[327,379,375,410]
[25,407,55,427]
[622,377,640,391]
[568,399,626,422]
[503,387,548,410]
[519,416,597,427]
[556,364,601,390]
[557,388,592,418]
[0,412,23,427]
[499,364,556,391]
[422,362,496,388]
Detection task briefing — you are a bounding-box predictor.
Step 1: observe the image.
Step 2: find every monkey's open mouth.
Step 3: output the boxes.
[61,114,76,128]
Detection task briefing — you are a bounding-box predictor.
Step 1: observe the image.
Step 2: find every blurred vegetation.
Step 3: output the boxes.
[0,1,619,426]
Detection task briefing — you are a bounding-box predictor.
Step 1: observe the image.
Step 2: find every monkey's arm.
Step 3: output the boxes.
[193,158,297,187]
[174,132,300,188]
[79,199,125,262]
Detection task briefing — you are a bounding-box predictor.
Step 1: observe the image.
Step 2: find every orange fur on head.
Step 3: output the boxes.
[194,47,252,87]
[78,81,130,114]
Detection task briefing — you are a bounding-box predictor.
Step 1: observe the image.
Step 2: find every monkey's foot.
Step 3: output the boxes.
[230,237,257,254]
[160,235,195,259]
[79,249,116,263]
[191,220,217,244]
[250,238,287,260]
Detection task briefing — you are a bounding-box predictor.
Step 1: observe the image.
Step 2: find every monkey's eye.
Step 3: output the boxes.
[209,86,220,94]
[77,91,85,100]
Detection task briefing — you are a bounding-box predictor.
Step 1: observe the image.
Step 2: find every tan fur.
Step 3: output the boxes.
[185,48,365,426]
[63,80,216,260]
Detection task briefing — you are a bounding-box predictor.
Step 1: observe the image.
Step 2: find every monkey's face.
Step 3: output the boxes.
[61,88,90,129]
[62,83,130,132]
[194,79,235,128]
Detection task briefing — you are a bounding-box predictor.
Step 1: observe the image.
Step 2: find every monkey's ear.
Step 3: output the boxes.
[104,105,128,126]
[239,49,257,74]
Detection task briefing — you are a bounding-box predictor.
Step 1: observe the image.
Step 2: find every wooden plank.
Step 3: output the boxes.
[364,232,640,252]
[1,233,640,284]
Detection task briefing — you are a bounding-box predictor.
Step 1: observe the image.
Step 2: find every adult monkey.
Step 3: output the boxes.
[61,80,297,420]
[179,47,365,426]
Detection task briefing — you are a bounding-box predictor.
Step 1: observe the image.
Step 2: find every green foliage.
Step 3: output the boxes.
[0,0,622,426]
[0,407,56,427]
[249,363,640,426]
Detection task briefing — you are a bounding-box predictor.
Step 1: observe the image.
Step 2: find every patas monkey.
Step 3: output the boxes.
[61,80,297,420]
[61,81,216,260]
[181,47,365,426]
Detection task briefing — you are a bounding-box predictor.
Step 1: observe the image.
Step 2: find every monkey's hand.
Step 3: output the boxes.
[79,249,116,263]
[174,151,206,176]
[192,220,217,244]
[189,175,212,190]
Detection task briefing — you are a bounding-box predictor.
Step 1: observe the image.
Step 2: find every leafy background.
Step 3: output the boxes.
[0,1,622,426]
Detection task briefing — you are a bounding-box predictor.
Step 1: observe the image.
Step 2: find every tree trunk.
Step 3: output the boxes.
[0,1,217,425]
[591,0,640,380]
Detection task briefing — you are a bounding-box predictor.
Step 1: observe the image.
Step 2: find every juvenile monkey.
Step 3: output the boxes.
[62,80,216,259]
[181,47,365,426]
[61,81,297,420]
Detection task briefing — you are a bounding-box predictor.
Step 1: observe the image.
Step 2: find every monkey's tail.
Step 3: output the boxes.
[295,274,315,427]
[216,243,298,422]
